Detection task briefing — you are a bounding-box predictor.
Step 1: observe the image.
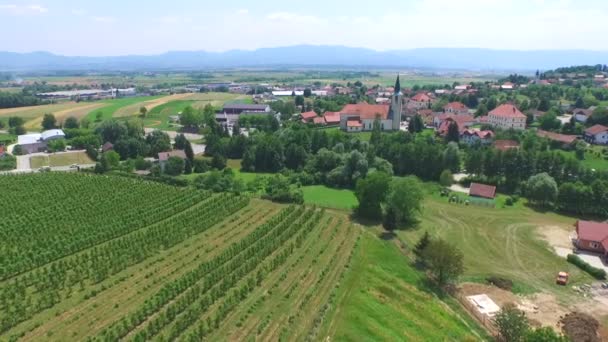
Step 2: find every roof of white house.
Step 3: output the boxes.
[41,129,66,141]
[18,133,42,145]
[272,90,304,96]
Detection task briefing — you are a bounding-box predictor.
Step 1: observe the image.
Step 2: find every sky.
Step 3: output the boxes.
[1,0,607,56]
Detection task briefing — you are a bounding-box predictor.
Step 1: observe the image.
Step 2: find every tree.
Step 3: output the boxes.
[102,151,120,169]
[139,106,148,118]
[439,169,453,186]
[95,111,103,122]
[370,117,382,146]
[96,120,128,144]
[413,231,431,260]
[526,173,558,207]
[525,327,569,342]
[303,88,312,98]
[180,105,202,129]
[165,156,185,176]
[211,153,226,170]
[421,238,464,286]
[41,113,57,130]
[442,142,460,173]
[446,121,460,143]
[494,304,530,342]
[47,139,66,152]
[539,110,561,130]
[384,177,424,228]
[146,130,172,156]
[63,116,79,129]
[295,95,305,108]
[411,114,424,133]
[355,172,390,220]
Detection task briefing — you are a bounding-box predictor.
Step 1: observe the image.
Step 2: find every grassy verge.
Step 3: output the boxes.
[302,185,358,210]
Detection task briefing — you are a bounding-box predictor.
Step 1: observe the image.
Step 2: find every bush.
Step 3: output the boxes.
[567,254,607,280]
[486,276,514,291]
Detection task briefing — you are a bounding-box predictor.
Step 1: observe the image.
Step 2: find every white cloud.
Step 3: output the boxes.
[158,15,193,24]
[0,3,48,15]
[237,8,249,15]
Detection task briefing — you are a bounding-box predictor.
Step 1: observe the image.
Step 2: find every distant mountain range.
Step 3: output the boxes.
[1,46,607,72]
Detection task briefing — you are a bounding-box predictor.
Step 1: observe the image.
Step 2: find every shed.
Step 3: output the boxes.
[469,183,497,199]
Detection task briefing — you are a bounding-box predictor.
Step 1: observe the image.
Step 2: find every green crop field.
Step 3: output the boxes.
[302,185,359,209]
[0,173,490,341]
[83,96,163,122]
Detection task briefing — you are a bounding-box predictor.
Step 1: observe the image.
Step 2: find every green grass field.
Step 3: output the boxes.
[398,197,593,297]
[0,133,16,143]
[302,185,358,209]
[83,95,163,122]
[323,230,488,341]
[142,99,196,130]
[556,146,608,171]
[29,151,94,169]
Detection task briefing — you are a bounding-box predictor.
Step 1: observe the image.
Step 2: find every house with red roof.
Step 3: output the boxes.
[323,112,340,126]
[443,102,469,115]
[312,117,325,125]
[583,124,608,145]
[469,183,497,199]
[434,114,475,133]
[300,111,319,123]
[461,129,494,145]
[536,130,577,146]
[488,104,526,131]
[494,140,520,151]
[575,220,608,257]
[407,92,434,110]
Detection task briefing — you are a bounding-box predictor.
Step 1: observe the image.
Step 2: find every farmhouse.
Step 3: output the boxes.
[339,76,402,132]
[158,150,187,171]
[469,183,497,199]
[494,139,520,151]
[17,129,66,154]
[573,107,595,123]
[536,130,577,146]
[575,220,608,257]
[434,114,475,131]
[300,111,318,123]
[443,102,469,115]
[460,129,494,145]
[407,92,433,110]
[222,104,271,115]
[487,104,526,131]
[583,124,608,145]
[323,112,341,125]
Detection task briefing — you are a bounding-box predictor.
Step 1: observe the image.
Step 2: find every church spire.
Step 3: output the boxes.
[394,74,401,94]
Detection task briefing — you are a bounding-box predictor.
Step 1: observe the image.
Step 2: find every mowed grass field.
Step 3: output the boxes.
[29,151,94,169]
[398,197,593,297]
[302,185,359,210]
[0,173,489,341]
[0,102,106,130]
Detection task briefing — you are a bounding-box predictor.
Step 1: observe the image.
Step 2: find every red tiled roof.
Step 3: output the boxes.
[489,104,526,119]
[536,130,577,144]
[323,111,341,124]
[300,111,318,120]
[462,129,494,139]
[347,120,362,127]
[102,142,114,152]
[340,103,390,120]
[494,140,520,151]
[585,124,608,136]
[576,221,608,250]
[469,183,497,199]
[313,117,325,125]
[444,102,468,111]
[411,93,432,102]
[158,150,187,161]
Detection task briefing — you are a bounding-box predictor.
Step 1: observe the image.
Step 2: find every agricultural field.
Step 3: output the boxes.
[83,96,163,122]
[302,185,359,210]
[29,151,94,169]
[0,172,479,341]
[0,102,103,130]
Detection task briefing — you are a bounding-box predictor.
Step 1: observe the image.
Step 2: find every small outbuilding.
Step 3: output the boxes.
[469,183,497,199]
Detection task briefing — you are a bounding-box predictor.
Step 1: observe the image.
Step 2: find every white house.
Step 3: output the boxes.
[487,104,526,131]
[584,125,608,145]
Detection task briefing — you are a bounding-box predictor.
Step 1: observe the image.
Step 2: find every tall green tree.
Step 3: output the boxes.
[494,304,530,342]
[41,113,57,130]
[526,173,558,207]
[446,121,460,143]
[384,176,424,228]
[421,238,464,286]
[355,171,390,220]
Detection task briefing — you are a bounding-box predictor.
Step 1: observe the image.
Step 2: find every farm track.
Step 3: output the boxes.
[131,207,318,341]
[17,201,276,341]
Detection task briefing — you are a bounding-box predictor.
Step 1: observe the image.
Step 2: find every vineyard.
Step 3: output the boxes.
[0,173,362,341]
[0,173,479,341]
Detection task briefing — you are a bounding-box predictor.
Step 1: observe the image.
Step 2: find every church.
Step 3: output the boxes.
[339,76,403,132]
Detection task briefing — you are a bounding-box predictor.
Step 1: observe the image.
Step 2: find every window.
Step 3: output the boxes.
[590,242,600,249]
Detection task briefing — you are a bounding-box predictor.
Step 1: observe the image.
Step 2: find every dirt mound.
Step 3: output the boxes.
[560,312,600,342]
